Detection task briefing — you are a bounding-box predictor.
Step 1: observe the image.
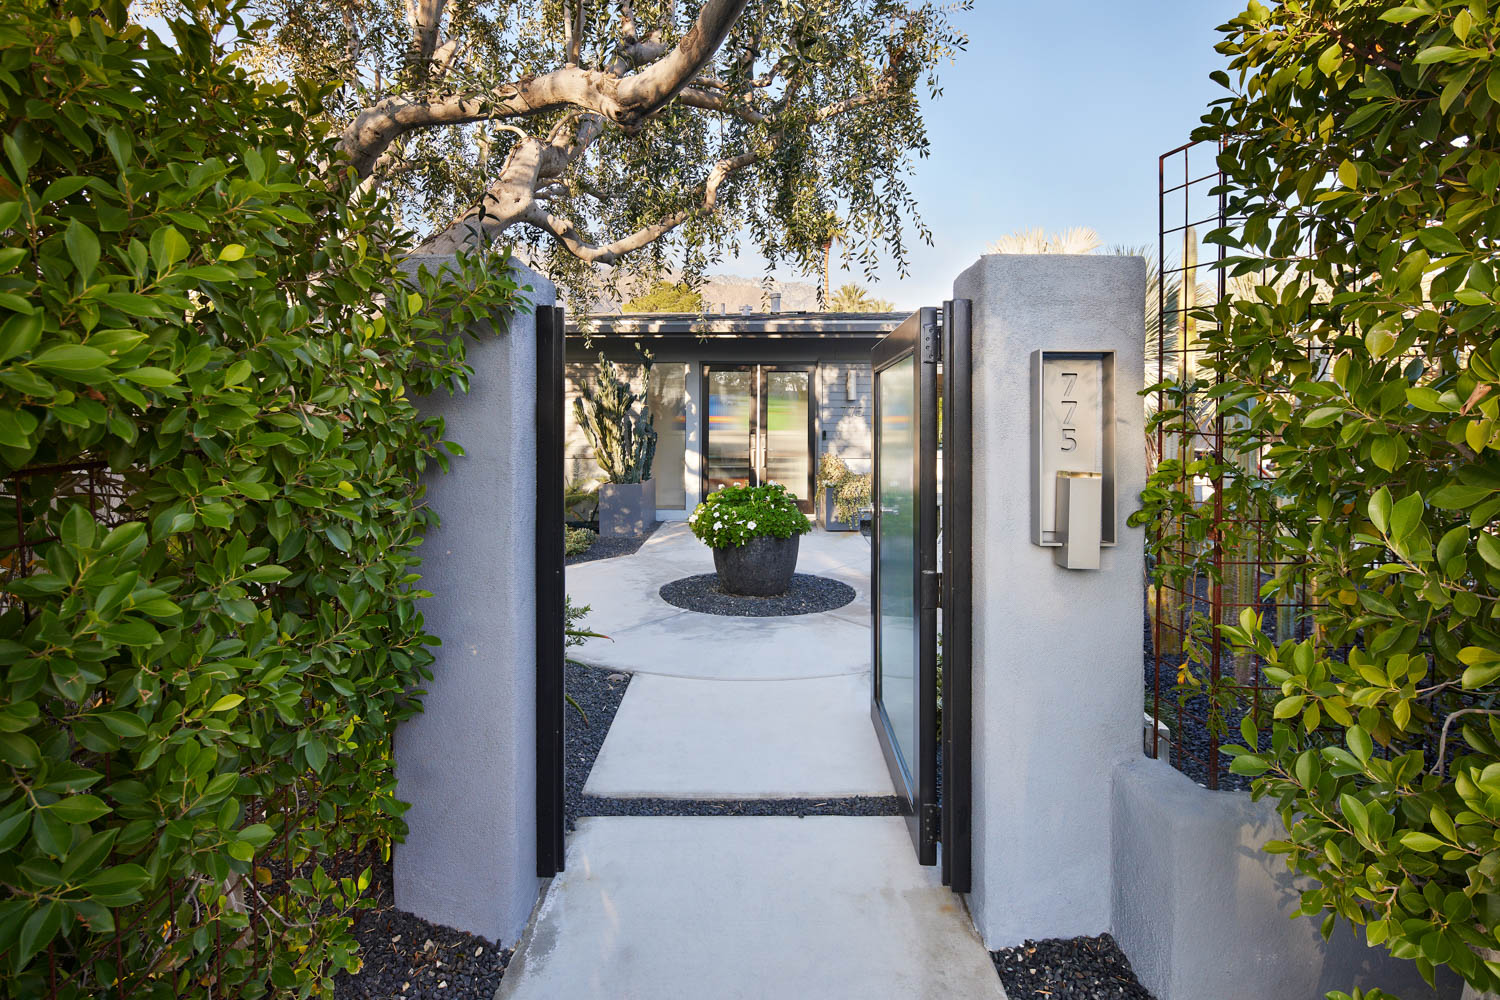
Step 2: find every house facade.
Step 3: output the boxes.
[564,311,903,520]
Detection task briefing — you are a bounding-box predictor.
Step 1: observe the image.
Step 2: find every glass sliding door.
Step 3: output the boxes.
[702,365,814,509]
[648,364,688,509]
[763,370,811,505]
[704,367,754,495]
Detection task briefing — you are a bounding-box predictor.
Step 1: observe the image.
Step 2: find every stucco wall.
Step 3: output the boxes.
[1112,758,1460,1000]
[393,259,555,945]
[955,254,1147,946]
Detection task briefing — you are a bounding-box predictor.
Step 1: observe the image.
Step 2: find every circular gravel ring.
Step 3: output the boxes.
[658,573,855,617]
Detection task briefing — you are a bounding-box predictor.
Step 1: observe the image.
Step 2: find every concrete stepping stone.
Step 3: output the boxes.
[583,673,894,800]
[495,816,1006,1000]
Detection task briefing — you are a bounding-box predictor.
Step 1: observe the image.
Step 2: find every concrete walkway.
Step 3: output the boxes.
[583,672,893,799]
[565,521,870,680]
[497,525,1005,999]
[496,817,1004,1000]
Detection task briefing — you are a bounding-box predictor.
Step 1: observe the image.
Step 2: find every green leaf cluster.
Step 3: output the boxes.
[1137,0,1500,994]
[688,483,812,549]
[0,1,521,995]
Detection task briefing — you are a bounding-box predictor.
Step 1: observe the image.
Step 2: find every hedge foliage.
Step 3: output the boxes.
[0,1,521,995]
[1139,0,1500,994]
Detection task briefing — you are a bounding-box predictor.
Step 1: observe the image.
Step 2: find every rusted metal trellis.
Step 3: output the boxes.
[1148,140,1316,790]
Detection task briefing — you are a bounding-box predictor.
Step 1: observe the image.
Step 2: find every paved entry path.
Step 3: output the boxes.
[497,523,1005,1000]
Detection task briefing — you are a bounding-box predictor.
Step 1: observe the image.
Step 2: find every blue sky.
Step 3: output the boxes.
[725,0,1248,309]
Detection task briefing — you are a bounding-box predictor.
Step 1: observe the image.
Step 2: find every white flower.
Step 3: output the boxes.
[714,521,722,529]
[747,520,757,530]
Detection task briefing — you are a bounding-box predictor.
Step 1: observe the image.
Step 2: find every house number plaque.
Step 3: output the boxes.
[1030,350,1117,565]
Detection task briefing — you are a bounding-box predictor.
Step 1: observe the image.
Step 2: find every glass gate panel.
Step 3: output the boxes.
[763,370,812,510]
[705,367,754,493]
[870,308,940,865]
[877,356,919,775]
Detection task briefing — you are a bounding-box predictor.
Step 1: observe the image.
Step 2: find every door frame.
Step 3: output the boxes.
[870,308,941,864]
[698,362,818,509]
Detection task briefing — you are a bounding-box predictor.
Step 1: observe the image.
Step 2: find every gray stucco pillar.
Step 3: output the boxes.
[394,260,557,944]
[953,254,1146,947]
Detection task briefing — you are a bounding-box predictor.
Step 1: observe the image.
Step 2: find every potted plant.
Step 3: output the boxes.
[574,356,658,537]
[817,452,871,532]
[689,483,813,596]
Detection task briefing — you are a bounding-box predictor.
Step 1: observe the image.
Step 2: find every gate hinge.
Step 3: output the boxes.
[922,802,942,846]
[921,319,940,364]
[920,570,942,610]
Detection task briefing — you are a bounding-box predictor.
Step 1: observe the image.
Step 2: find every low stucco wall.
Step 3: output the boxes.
[1112,757,1460,1000]
[393,260,555,945]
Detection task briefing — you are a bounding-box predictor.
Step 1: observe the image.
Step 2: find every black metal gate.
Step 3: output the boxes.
[869,301,971,890]
[535,304,567,877]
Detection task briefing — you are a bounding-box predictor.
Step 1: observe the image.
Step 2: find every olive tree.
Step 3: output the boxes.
[218,0,971,298]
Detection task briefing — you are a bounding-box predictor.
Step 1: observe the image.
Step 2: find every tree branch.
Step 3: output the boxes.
[615,0,746,112]
[678,86,766,123]
[518,147,758,264]
[406,0,446,83]
[341,0,747,177]
[410,53,896,265]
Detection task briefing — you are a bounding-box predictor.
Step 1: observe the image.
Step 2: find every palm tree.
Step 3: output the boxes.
[827,283,895,313]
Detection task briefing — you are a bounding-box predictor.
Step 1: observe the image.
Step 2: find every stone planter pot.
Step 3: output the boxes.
[821,489,856,531]
[712,534,800,596]
[598,478,656,537]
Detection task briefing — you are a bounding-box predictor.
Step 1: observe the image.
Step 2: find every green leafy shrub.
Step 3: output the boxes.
[1136,1,1500,994]
[565,526,597,557]
[0,2,521,995]
[688,484,812,549]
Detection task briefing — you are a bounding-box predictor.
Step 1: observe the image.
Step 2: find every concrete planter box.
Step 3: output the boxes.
[1112,757,1459,1000]
[712,535,800,596]
[821,489,856,531]
[598,479,657,537]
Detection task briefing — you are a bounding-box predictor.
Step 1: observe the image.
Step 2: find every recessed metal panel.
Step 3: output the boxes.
[1031,350,1116,548]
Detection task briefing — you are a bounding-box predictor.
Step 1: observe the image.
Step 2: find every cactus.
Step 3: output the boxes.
[573,356,657,484]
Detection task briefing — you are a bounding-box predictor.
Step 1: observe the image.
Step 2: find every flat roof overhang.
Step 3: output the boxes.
[564,311,907,341]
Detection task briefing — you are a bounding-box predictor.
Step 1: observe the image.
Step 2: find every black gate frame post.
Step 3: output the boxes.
[941,299,973,893]
[535,305,566,877]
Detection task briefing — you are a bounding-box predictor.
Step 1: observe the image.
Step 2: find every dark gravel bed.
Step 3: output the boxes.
[579,795,902,817]
[333,851,511,1000]
[992,935,1155,1000]
[565,660,632,830]
[1143,577,1285,792]
[658,572,856,617]
[565,521,660,565]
